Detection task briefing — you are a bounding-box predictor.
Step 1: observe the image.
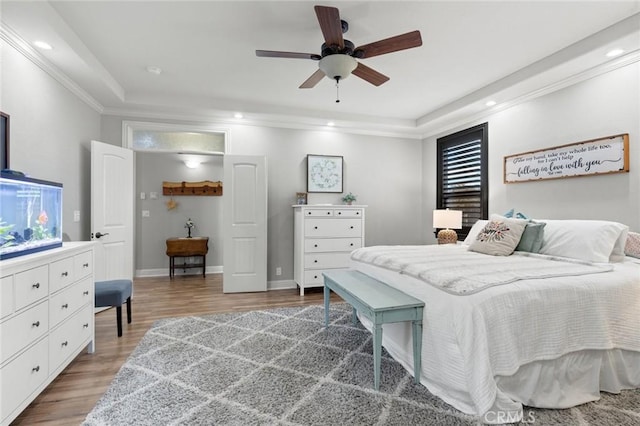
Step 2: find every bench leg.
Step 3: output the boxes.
[126,296,132,324]
[323,284,330,327]
[412,320,423,384]
[373,323,382,391]
[352,307,357,326]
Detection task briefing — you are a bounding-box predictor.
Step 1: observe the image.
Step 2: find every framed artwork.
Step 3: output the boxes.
[0,111,8,170]
[307,154,343,193]
[503,133,629,183]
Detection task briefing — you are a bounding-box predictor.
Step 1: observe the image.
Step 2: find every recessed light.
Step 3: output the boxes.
[146,66,162,75]
[327,121,335,127]
[606,48,624,57]
[234,113,244,119]
[485,100,497,107]
[33,41,53,50]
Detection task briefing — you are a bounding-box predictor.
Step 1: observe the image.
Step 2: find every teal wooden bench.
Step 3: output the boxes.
[323,269,425,391]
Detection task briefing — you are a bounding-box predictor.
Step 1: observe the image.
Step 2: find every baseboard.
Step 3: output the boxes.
[134,268,297,292]
[135,266,223,278]
[267,279,297,291]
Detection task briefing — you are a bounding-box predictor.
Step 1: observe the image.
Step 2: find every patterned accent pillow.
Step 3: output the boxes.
[468,214,528,256]
[625,231,640,258]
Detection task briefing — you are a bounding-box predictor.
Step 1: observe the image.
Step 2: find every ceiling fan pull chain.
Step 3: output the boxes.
[335,77,341,103]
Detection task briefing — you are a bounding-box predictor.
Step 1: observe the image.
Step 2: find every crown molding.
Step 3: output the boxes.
[0,22,104,114]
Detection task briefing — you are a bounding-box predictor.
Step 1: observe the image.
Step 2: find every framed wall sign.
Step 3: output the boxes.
[504,133,629,183]
[0,111,8,170]
[307,154,343,193]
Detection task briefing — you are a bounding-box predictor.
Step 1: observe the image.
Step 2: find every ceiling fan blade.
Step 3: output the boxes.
[299,69,326,89]
[352,63,389,86]
[354,30,422,59]
[314,5,344,49]
[256,50,321,60]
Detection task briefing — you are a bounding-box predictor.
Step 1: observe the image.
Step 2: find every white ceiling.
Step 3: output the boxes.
[2,1,639,137]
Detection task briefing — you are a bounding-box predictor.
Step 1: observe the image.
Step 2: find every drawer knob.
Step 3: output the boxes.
[83,263,89,268]
[314,260,318,263]
[83,323,89,328]
[61,341,68,347]
[32,282,40,289]
[307,212,312,215]
[32,365,40,373]
[356,212,360,215]
[327,212,330,215]
[314,244,318,248]
[83,291,89,296]
[338,212,342,215]
[350,243,354,246]
[314,275,318,279]
[61,271,69,277]
[32,321,40,327]
[350,226,354,229]
[314,226,318,229]
[62,303,69,309]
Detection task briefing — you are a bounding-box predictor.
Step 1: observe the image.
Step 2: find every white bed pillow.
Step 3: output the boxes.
[468,214,528,256]
[538,220,628,263]
[463,220,488,245]
[609,228,629,262]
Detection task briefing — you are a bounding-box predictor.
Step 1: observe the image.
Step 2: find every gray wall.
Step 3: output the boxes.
[101,117,424,282]
[423,61,640,243]
[1,40,101,242]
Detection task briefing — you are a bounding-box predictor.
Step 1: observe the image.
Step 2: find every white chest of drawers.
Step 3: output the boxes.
[293,205,366,295]
[0,242,95,426]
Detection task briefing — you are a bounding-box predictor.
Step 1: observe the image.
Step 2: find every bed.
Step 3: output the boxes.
[349,216,640,424]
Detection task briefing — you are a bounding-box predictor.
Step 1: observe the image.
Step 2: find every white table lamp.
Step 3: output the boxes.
[433,209,463,244]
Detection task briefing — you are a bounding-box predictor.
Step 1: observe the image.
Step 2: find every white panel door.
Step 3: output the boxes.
[223,155,267,293]
[91,140,134,282]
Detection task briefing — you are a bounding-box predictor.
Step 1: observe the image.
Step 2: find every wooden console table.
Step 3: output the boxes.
[166,237,209,278]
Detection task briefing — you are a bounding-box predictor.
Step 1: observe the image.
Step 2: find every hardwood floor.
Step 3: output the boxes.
[11,274,340,425]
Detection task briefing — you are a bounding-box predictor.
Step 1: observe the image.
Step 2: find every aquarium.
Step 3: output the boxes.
[0,173,63,260]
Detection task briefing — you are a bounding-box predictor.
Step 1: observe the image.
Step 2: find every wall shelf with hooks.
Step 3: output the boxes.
[162,180,223,196]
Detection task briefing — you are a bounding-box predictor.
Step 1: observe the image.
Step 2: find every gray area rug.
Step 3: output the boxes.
[83,303,640,425]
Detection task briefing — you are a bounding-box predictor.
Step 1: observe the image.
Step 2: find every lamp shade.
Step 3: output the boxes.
[319,54,357,80]
[433,209,462,229]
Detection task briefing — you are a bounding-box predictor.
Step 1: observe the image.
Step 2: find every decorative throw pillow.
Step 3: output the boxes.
[463,220,488,245]
[625,231,640,258]
[515,221,546,253]
[468,214,528,256]
[503,208,529,219]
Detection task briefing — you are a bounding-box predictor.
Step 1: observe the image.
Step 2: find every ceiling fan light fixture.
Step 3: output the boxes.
[319,54,357,80]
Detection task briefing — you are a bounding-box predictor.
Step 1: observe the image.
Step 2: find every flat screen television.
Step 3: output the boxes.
[0,172,63,260]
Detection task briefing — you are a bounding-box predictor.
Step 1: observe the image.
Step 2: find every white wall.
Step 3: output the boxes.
[101,117,424,281]
[0,40,102,241]
[423,62,640,240]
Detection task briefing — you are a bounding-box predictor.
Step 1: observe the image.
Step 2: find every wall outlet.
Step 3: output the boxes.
[73,210,80,222]
[140,192,146,200]
[275,267,282,276]
[142,210,150,217]
[149,191,158,199]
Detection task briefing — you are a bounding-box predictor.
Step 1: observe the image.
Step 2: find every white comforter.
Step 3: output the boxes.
[350,245,640,422]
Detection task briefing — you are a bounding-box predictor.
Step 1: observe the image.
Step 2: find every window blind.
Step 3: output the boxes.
[437,123,488,238]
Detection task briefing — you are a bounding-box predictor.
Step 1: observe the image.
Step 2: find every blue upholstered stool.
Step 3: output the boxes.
[95,279,132,337]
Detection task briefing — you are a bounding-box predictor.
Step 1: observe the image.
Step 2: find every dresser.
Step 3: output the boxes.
[0,242,95,426]
[293,205,366,295]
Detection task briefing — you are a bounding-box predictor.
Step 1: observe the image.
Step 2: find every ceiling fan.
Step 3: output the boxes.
[256,5,422,98]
